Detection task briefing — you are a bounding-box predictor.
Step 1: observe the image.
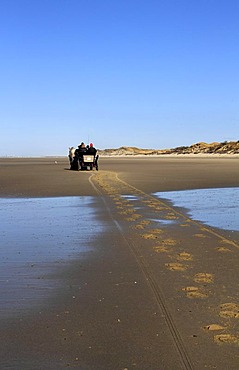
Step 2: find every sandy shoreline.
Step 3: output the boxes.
[0,156,238,197]
[1,157,239,369]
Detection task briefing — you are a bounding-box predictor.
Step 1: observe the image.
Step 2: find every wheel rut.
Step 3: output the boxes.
[89,171,239,369]
[90,171,194,370]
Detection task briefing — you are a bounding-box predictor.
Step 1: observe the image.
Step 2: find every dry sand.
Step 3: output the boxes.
[1,156,239,369]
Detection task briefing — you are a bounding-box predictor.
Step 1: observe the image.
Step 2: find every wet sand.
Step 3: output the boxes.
[1,156,239,369]
[0,156,238,196]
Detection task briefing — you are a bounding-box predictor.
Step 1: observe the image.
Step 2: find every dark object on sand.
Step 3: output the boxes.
[71,154,99,171]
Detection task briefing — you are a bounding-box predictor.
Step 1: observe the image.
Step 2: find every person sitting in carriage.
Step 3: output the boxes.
[70,142,86,170]
[87,143,97,156]
[87,143,98,170]
[75,142,87,161]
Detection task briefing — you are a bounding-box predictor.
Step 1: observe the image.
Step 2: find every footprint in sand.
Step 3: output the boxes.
[204,324,225,331]
[126,214,142,222]
[177,252,193,261]
[186,291,208,299]
[146,204,166,210]
[182,286,198,292]
[142,233,160,240]
[123,203,133,208]
[133,220,152,230]
[216,246,232,253]
[165,213,178,220]
[182,286,208,298]
[140,220,151,225]
[115,201,124,205]
[154,206,167,211]
[119,209,135,215]
[219,303,239,318]
[153,245,169,253]
[194,273,214,284]
[149,228,163,235]
[214,334,239,345]
[161,239,177,246]
[116,204,129,209]
[147,203,160,208]
[165,262,187,271]
[134,224,145,230]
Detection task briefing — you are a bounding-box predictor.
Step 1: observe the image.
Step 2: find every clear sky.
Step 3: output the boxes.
[0,0,238,156]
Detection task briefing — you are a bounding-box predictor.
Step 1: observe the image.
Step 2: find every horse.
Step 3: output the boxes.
[68,147,75,164]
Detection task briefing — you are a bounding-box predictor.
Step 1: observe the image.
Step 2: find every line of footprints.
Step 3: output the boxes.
[93,172,239,346]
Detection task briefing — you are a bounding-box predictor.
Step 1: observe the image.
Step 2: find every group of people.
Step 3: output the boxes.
[69,142,98,171]
[74,142,97,159]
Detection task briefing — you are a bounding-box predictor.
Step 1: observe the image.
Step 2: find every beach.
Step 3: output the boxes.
[1,156,239,369]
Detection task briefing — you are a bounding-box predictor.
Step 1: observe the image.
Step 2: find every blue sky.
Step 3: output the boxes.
[0,0,238,156]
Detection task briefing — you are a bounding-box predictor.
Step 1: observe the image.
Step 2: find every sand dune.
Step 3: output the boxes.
[99,140,239,156]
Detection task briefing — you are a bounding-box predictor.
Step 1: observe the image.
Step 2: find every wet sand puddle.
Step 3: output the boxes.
[92,172,239,357]
[155,187,239,232]
[0,196,103,317]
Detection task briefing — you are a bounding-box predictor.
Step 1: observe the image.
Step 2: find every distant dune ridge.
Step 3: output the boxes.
[98,141,239,156]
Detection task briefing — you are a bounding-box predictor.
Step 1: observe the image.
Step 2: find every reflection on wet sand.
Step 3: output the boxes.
[155,187,239,231]
[0,196,103,317]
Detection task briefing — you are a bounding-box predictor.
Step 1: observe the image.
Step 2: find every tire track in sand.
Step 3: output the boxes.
[90,171,239,358]
[89,171,194,370]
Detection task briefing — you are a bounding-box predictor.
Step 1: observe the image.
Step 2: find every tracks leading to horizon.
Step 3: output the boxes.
[90,172,195,370]
[89,170,239,369]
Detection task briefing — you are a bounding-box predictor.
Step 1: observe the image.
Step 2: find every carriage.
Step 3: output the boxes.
[68,147,99,171]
